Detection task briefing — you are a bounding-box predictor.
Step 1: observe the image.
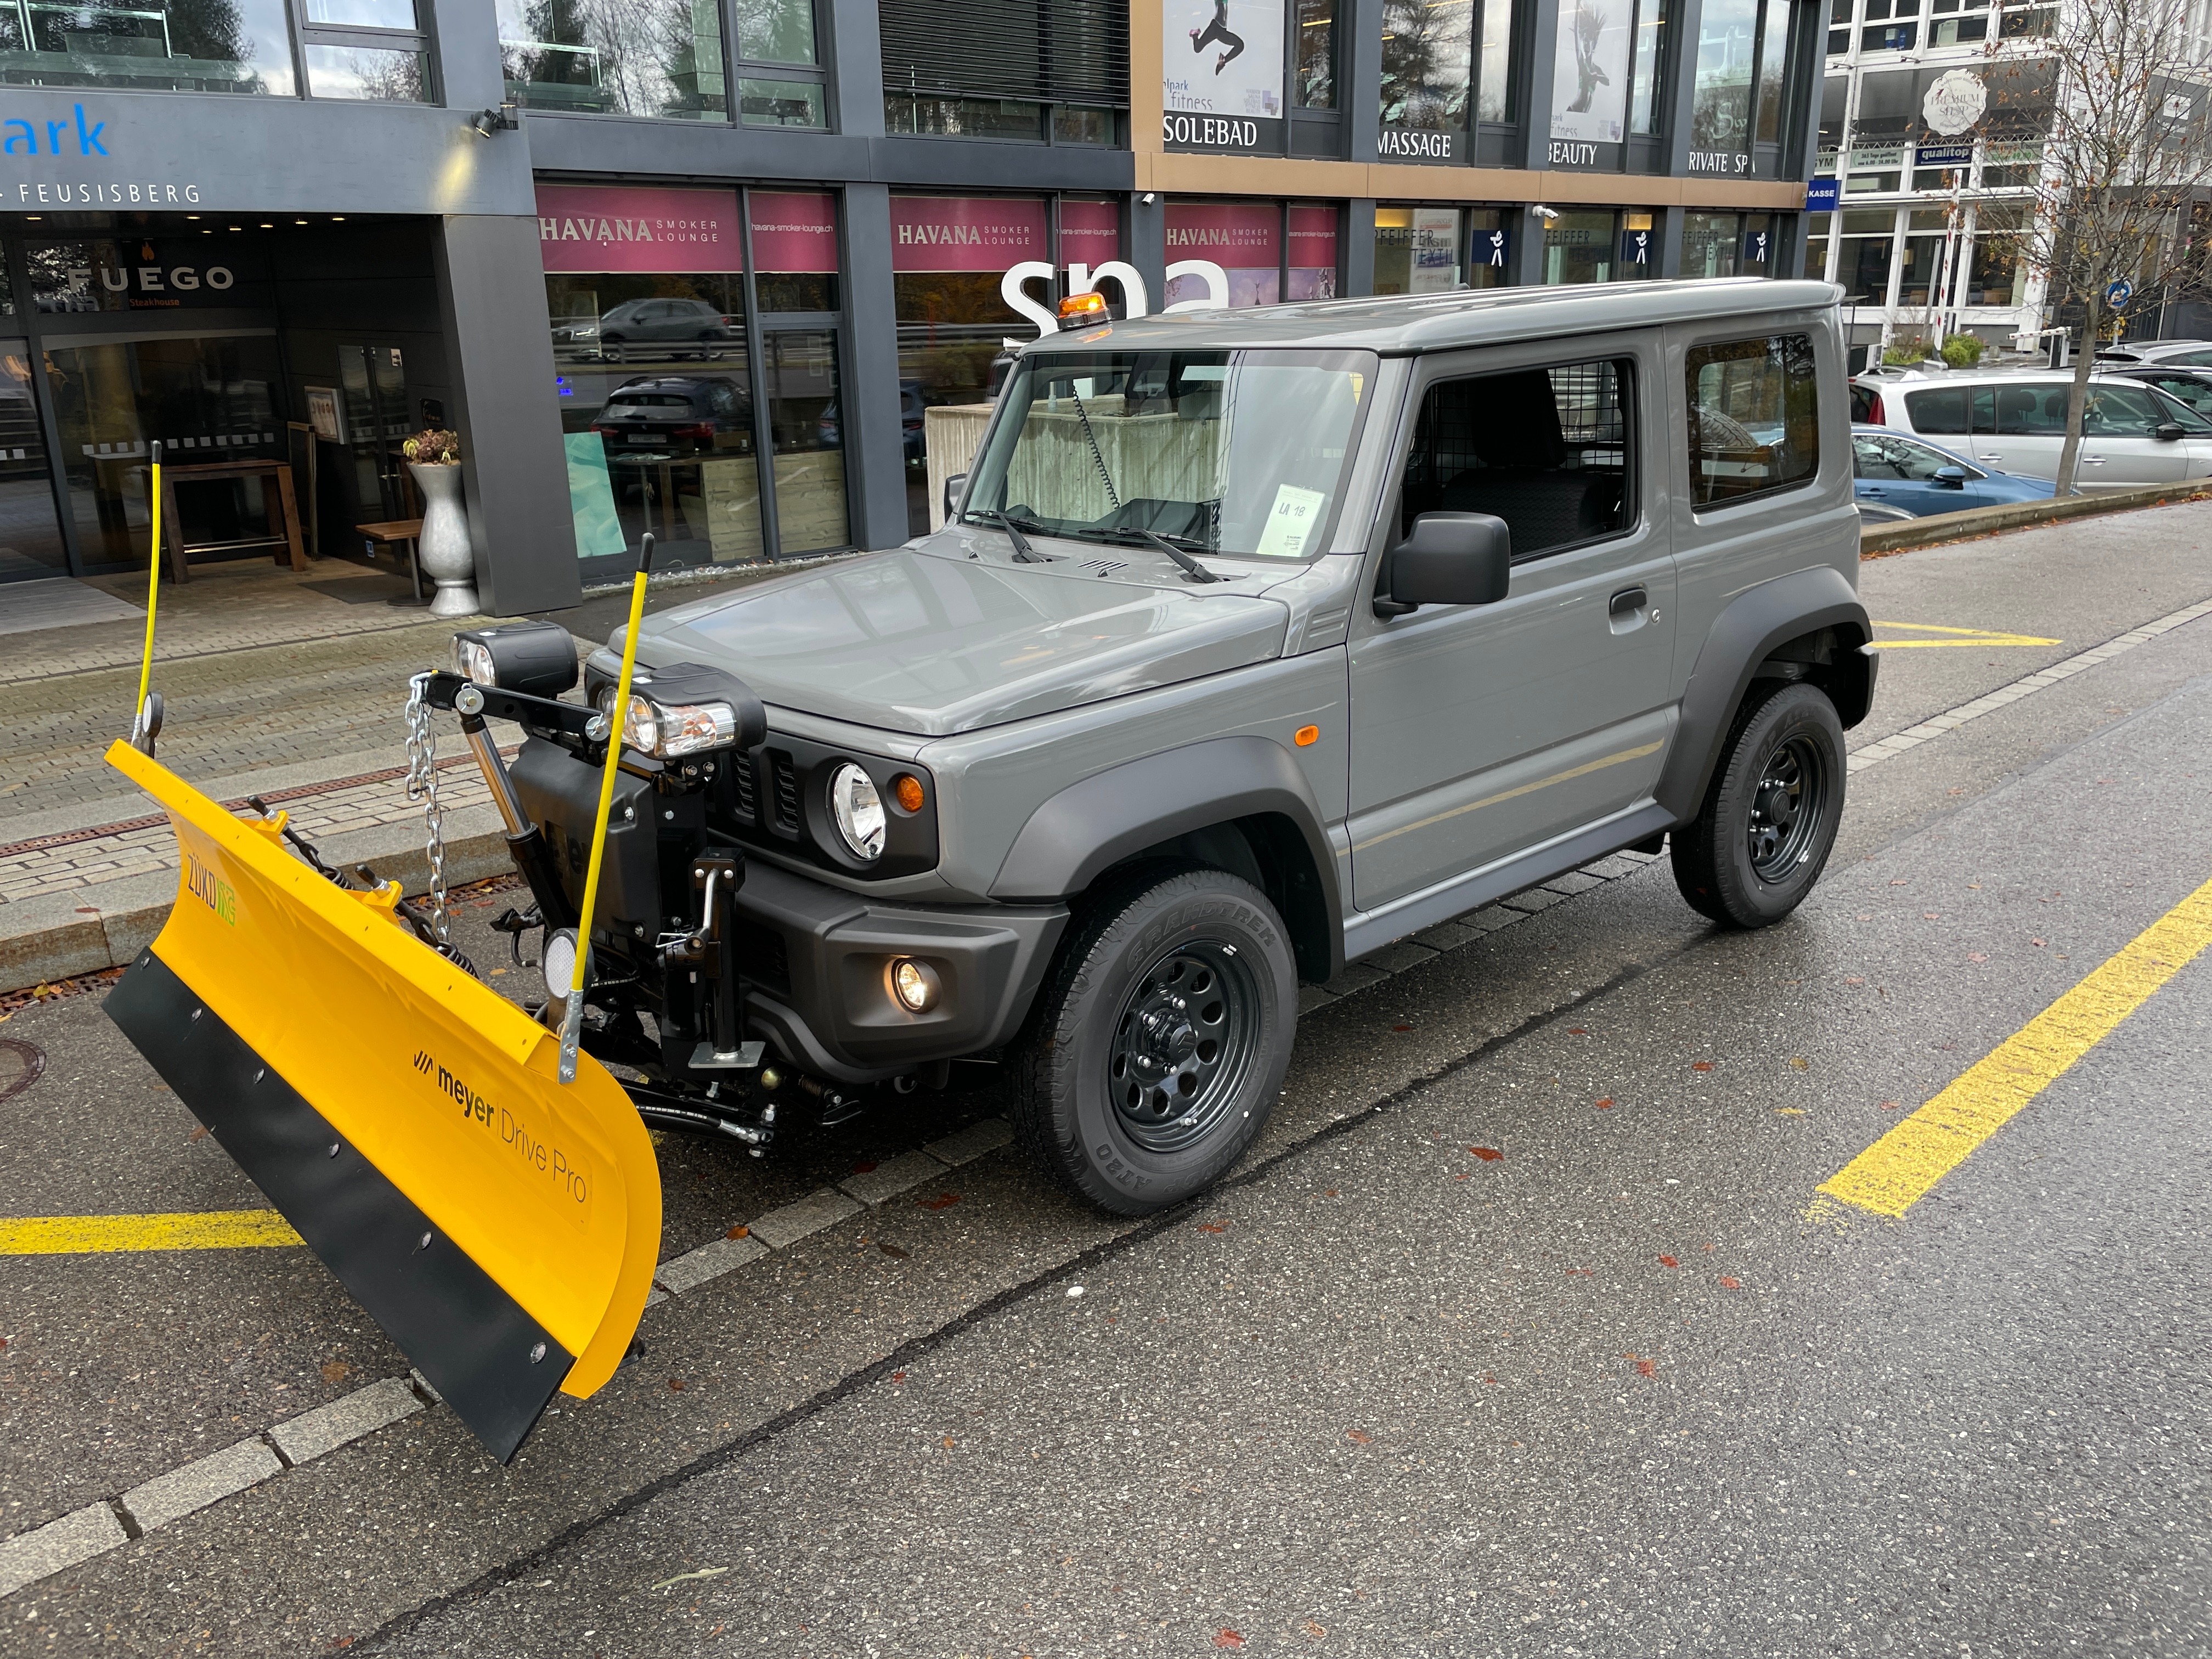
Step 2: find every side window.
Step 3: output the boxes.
[1397,359,1634,562]
[1904,387,1969,435]
[1992,383,2067,435]
[1685,334,1820,509]
[1850,382,1878,422]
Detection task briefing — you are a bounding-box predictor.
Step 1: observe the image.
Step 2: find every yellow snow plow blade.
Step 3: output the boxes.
[100,739,661,1461]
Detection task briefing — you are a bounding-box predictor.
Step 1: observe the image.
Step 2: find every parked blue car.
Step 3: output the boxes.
[1852,425,2057,516]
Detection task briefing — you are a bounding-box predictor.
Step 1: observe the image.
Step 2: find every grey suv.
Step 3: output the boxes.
[453,279,1874,1217]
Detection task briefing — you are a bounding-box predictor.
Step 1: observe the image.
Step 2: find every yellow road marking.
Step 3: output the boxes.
[1818,873,2212,1219]
[0,1210,304,1255]
[1870,620,2062,650]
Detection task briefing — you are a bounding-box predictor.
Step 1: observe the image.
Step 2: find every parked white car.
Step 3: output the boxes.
[2093,339,2212,368]
[1852,368,2212,489]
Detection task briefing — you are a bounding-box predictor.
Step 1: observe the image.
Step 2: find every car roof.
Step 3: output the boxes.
[1020,277,1841,357]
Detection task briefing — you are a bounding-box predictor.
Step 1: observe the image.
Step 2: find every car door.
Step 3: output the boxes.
[1346,337,1676,913]
[1853,432,1945,515]
[2073,382,2194,487]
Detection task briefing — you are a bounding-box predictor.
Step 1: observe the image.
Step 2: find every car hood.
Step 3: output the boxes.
[622,547,1293,736]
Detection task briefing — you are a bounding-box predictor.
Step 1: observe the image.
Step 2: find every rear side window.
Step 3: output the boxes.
[1686,335,1820,509]
[1904,387,1968,435]
[1398,358,1634,561]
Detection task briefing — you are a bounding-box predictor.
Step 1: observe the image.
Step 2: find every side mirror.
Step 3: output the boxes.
[1374,512,1512,619]
[943,471,968,521]
[2154,422,2187,442]
[1932,465,1969,486]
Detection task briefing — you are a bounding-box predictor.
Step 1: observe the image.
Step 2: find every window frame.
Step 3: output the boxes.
[1397,353,1644,566]
[1682,331,1823,514]
[291,0,436,103]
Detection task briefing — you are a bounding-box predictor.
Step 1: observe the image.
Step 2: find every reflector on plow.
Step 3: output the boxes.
[101,738,662,1462]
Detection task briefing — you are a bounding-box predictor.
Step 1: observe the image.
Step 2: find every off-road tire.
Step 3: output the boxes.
[1009,862,1297,1216]
[1671,681,1844,929]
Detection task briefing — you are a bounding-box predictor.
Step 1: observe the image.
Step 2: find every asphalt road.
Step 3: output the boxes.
[3,504,2210,1656]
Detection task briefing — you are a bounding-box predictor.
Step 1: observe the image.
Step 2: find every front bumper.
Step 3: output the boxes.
[733,862,1066,1082]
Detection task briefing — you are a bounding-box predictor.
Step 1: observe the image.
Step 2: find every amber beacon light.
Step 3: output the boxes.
[1058,291,1109,328]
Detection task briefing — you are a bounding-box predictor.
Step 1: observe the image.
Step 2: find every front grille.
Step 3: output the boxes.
[769,749,800,831]
[730,751,758,821]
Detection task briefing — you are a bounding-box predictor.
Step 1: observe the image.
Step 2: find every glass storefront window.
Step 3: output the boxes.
[1374,205,1464,295]
[1836,207,1897,305]
[1897,210,1959,307]
[45,334,283,571]
[539,184,758,567]
[499,0,726,119]
[750,191,840,312]
[1053,106,1115,143]
[1296,0,1334,106]
[884,95,1043,139]
[0,0,297,93]
[1683,210,1742,277]
[1165,201,1281,307]
[1753,0,1788,143]
[1288,204,1338,300]
[1381,0,1472,138]
[27,236,273,315]
[1965,232,2022,306]
[1544,210,1616,284]
[738,77,823,125]
[1630,0,1668,134]
[0,342,66,578]
[760,330,845,552]
[1479,0,1513,120]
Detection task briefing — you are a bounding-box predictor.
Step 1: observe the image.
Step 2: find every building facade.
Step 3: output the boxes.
[0,0,1821,610]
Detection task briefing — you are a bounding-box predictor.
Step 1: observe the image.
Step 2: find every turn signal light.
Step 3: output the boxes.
[893,773,926,813]
[1294,724,1320,747]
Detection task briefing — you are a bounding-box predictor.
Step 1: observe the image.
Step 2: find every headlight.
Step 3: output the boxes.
[828,762,885,860]
[623,693,740,758]
[450,620,579,699]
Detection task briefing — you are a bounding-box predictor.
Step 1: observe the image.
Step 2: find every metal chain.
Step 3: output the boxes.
[404,672,449,944]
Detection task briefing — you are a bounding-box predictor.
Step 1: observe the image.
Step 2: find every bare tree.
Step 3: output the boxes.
[1981,0,2212,491]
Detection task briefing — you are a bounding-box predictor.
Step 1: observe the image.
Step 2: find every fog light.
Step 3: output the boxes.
[889,957,939,1013]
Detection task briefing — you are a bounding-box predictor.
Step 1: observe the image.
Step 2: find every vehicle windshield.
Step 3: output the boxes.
[961,348,1376,561]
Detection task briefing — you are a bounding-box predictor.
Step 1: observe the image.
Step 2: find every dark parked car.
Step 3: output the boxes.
[816,380,925,462]
[2101,362,2212,421]
[1850,425,2055,516]
[596,298,738,362]
[589,377,752,458]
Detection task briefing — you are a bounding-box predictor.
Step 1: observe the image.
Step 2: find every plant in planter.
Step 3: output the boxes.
[401,428,479,617]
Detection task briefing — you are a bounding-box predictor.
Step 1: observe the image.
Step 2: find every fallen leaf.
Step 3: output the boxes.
[1658,1255,1678,1267]
[488,967,507,977]
[1890,879,1909,886]
[1881,1100,1899,1110]
[851,1159,879,1174]
[189,1124,210,1141]
[1482,1373,1497,1384]
[941,1435,956,1449]
[1567,1027,1589,1035]
[919,1193,962,1210]
[877,1240,910,1259]
[1968,952,1989,963]
[1456,1172,1471,1181]
[668,1378,685,1391]
[2032,938,2047,947]
[1391,1024,1414,1033]
[726,1224,749,1239]
[1627,1355,1656,1376]
[1214,1633,1245,1651]
[1691,1061,1714,1072]
[1302,1622,1328,1639]
[1594,1097,1615,1110]
[890,1370,907,1384]
[320,1360,351,1386]
[1788,1057,1808,1070]
[1198,1222,1229,1234]
[1775,1107,1805,1115]
[1468,1147,1503,1161]
[1718,1276,1742,1289]
[1324,1189,1339,1198]
[1846,975,1865,984]
[1923,912,1942,920]
[1345,1429,1372,1444]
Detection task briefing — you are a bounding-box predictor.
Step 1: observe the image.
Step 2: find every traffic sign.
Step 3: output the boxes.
[2107,279,2134,310]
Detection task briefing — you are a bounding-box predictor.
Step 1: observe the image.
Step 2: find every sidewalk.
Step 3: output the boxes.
[0,553,817,993]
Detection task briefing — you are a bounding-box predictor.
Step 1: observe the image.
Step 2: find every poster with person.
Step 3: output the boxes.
[1164,0,1285,127]
[1550,0,1632,145]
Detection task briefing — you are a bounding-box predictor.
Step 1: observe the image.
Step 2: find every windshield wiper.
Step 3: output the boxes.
[974,509,1054,562]
[1084,526,1224,583]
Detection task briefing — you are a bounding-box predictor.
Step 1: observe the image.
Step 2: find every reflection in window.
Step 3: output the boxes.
[1296,0,1333,107]
[498,0,726,119]
[1685,334,1819,509]
[1381,0,1471,135]
[0,0,297,93]
[884,93,1042,138]
[1479,0,1513,120]
[1630,0,1667,134]
[732,0,812,62]
[1543,210,1617,285]
[304,43,426,100]
[1375,206,1465,295]
[1692,0,1759,153]
[739,76,822,125]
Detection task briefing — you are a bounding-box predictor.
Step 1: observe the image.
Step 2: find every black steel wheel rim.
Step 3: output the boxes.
[1746,732,1829,882]
[1107,939,1262,1155]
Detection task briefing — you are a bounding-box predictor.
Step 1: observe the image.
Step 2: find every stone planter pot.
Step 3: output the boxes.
[409,462,479,618]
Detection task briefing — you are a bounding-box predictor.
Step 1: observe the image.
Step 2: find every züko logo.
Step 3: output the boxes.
[411,1048,590,1206]
[182,851,236,925]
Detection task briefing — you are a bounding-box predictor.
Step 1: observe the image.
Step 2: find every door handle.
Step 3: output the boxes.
[2081,456,2107,465]
[1608,585,1648,619]
[1976,453,2003,460]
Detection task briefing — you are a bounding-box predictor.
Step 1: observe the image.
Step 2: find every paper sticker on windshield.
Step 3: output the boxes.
[1254,485,1328,559]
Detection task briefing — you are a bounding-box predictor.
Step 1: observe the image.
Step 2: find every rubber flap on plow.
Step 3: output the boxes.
[100,740,661,1461]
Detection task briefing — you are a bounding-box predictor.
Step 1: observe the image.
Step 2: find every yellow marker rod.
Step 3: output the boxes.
[132,439,165,736]
[560,532,656,1084]
[0,1210,303,1255]
[1819,871,2212,1219]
